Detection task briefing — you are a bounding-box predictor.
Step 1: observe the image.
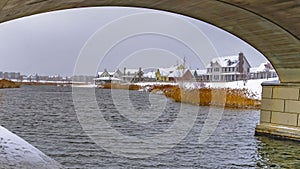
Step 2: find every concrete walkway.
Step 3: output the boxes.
[0,126,63,169]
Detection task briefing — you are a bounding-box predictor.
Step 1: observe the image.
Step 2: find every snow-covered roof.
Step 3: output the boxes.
[206,55,240,68]
[158,69,171,76]
[143,72,156,79]
[193,69,207,75]
[168,69,188,78]
[98,70,120,76]
[250,62,275,73]
[125,68,139,74]
[158,64,187,77]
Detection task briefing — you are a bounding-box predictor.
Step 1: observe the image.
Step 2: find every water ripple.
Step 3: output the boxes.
[0,86,299,168]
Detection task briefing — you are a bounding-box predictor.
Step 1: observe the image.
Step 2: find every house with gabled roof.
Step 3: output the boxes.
[95,68,123,84]
[250,62,278,79]
[193,69,209,82]
[206,52,251,82]
[123,67,144,83]
[155,64,194,82]
[168,69,194,82]
[156,68,170,82]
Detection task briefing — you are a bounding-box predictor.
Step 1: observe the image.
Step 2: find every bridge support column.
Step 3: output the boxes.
[255,81,300,141]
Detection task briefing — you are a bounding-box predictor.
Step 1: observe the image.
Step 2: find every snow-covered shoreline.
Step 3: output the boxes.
[204,78,279,100]
[135,78,279,100]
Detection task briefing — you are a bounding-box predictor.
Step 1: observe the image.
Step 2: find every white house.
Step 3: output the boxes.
[193,69,209,82]
[143,71,156,82]
[206,52,251,82]
[250,62,278,79]
[95,69,122,84]
[123,67,144,82]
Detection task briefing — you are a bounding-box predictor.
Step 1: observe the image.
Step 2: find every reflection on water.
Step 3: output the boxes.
[0,85,299,168]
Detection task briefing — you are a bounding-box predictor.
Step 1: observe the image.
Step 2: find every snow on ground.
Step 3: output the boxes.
[135,78,279,100]
[181,78,279,100]
[205,78,279,100]
[0,125,62,168]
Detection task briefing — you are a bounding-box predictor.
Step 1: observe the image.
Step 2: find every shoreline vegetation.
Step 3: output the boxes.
[20,81,72,86]
[102,83,261,109]
[0,80,260,109]
[0,79,21,88]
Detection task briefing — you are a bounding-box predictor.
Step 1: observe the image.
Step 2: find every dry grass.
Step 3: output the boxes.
[102,83,260,109]
[102,83,142,90]
[0,79,21,88]
[150,85,260,109]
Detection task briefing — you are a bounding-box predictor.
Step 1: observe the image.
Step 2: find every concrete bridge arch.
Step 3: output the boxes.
[0,0,300,139]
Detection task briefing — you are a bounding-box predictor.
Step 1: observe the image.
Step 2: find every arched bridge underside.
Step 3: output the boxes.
[1,0,300,140]
[0,0,299,83]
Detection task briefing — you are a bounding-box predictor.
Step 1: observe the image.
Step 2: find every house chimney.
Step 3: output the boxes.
[238,52,244,73]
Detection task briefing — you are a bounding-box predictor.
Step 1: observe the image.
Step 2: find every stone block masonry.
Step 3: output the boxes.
[256,81,300,141]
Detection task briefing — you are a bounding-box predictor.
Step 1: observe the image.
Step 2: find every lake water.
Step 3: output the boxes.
[0,85,299,168]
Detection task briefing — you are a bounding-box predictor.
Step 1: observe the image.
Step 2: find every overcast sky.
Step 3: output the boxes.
[0,7,267,76]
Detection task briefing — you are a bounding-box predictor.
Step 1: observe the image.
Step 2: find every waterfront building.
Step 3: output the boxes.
[143,71,156,82]
[155,68,170,82]
[95,69,123,84]
[122,67,144,83]
[168,69,194,82]
[206,52,251,82]
[193,69,210,82]
[2,72,21,80]
[98,68,123,79]
[155,64,193,82]
[250,62,278,79]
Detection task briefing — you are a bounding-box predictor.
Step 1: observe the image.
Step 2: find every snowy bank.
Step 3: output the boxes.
[178,78,279,100]
[0,126,62,169]
[135,78,279,100]
[204,78,279,100]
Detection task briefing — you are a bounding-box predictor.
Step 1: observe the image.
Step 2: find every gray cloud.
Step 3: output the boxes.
[0,7,267,76]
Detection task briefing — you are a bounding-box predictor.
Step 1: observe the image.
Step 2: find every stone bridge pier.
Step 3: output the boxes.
[256,82,300,141]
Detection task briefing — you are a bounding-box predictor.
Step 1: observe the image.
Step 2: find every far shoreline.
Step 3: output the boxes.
[0,79,21,89]
[2,80,263,109]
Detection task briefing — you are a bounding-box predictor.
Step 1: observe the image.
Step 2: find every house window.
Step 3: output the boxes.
[214,68,219,72]
[214,75,219,80]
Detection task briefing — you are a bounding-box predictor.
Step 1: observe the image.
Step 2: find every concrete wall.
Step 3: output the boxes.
[256,81,300,141]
